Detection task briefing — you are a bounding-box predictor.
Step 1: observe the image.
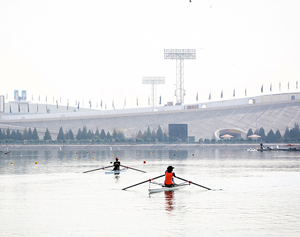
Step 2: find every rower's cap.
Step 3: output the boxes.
[167,166,174,171]
[116,157,119,160]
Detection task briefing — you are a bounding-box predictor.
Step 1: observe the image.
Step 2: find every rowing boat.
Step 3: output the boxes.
[105,169,127,174]
[148,182,190,194]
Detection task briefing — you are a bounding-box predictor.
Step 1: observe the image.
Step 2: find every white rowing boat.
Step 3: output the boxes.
[148,182,190,194]
[105,169,127,174]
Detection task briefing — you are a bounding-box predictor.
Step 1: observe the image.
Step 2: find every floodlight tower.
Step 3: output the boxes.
[142,77,165,107]
[164,49,196,105]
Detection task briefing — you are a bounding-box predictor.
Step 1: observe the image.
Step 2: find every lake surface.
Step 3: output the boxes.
[1,145,300,236]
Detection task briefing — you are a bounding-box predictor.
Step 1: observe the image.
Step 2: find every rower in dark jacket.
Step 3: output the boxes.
[113,157,120,170]
[164,166,176,187]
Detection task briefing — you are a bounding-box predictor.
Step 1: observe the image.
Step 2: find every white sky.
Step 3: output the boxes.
[1,0,300,109]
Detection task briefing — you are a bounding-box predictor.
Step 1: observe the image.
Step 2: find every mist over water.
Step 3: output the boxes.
[1,145,300,236]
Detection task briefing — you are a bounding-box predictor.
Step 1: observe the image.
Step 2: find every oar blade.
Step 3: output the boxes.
[175,176,211,190]
[120,165,146,173]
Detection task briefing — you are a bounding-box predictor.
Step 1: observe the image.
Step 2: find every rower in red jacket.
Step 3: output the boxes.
[164,166,176,187]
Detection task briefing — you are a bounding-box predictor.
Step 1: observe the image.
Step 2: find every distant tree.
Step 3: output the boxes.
[146,126,151,138]
[290,123,300,139]
[157,126,163,142]
[95,128,100,138]
[82,127,88,140]
[266,129,276,143]
[76,129,82,140]
[142,126,151,141]
[142,131,147,142]
[151,129,157,141]
[247,128,253,137]
[112,129,118,139]
[258,127,266,141]
[6,128,11,139]
[23,128,28,140]
[67,129,75,140]
[44,128,52,140]
[116,130,125,140]
[0,129,5,140]
[136,130,143,139]
[16,130,23,140]
[100,129,106,139]
[57,127,65,140]
[10,130,17,140]
[294,123,300,138]
[275,130,282,141]
[163,132,168,142]
[106,131,111,141]
[27,128,33,140]
[32,128,39,140]
[284,127,290,139]
[87,130,94,139]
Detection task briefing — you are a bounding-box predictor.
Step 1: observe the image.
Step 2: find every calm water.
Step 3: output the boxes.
[0,145,300,236]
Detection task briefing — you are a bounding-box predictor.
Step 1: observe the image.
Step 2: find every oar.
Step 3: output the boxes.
[175,176,211,190]
[83,165,114,173]
[120,165,146,173]
[122,174,165,190]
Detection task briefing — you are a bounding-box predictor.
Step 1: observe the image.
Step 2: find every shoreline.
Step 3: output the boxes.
[0,143,288,150]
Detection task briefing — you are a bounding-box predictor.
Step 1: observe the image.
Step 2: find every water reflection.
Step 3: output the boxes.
[114,174,120,182]
[165,191,174,212]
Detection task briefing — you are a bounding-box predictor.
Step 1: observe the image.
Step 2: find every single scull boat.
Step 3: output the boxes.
[148,181,190,194]
[105,168,127,174]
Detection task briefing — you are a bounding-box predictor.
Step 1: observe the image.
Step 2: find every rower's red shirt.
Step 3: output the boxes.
[164,171,174,185]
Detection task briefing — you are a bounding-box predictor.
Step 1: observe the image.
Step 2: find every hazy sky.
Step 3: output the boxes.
[1,0,300,109]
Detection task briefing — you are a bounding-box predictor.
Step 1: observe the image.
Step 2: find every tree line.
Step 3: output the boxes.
[0,125,168,144]
[1,123,300,144]
[56,126,168,143]
[0,127,39,140]
[246,123,300,143]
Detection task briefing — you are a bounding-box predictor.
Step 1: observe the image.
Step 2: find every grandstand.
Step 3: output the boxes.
[0,92,300,141]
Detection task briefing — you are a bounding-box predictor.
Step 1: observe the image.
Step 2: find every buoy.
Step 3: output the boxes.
[11,162,13,165]
[192,154,194,156]
[35,161,37,165]
[112,154,114,156]
[174,154,176,156]
[93,157,95,159]
[143,161,146,164]
[75,157,77,160]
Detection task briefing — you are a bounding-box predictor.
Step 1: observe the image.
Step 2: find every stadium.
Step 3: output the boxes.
[0,91,299,142]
